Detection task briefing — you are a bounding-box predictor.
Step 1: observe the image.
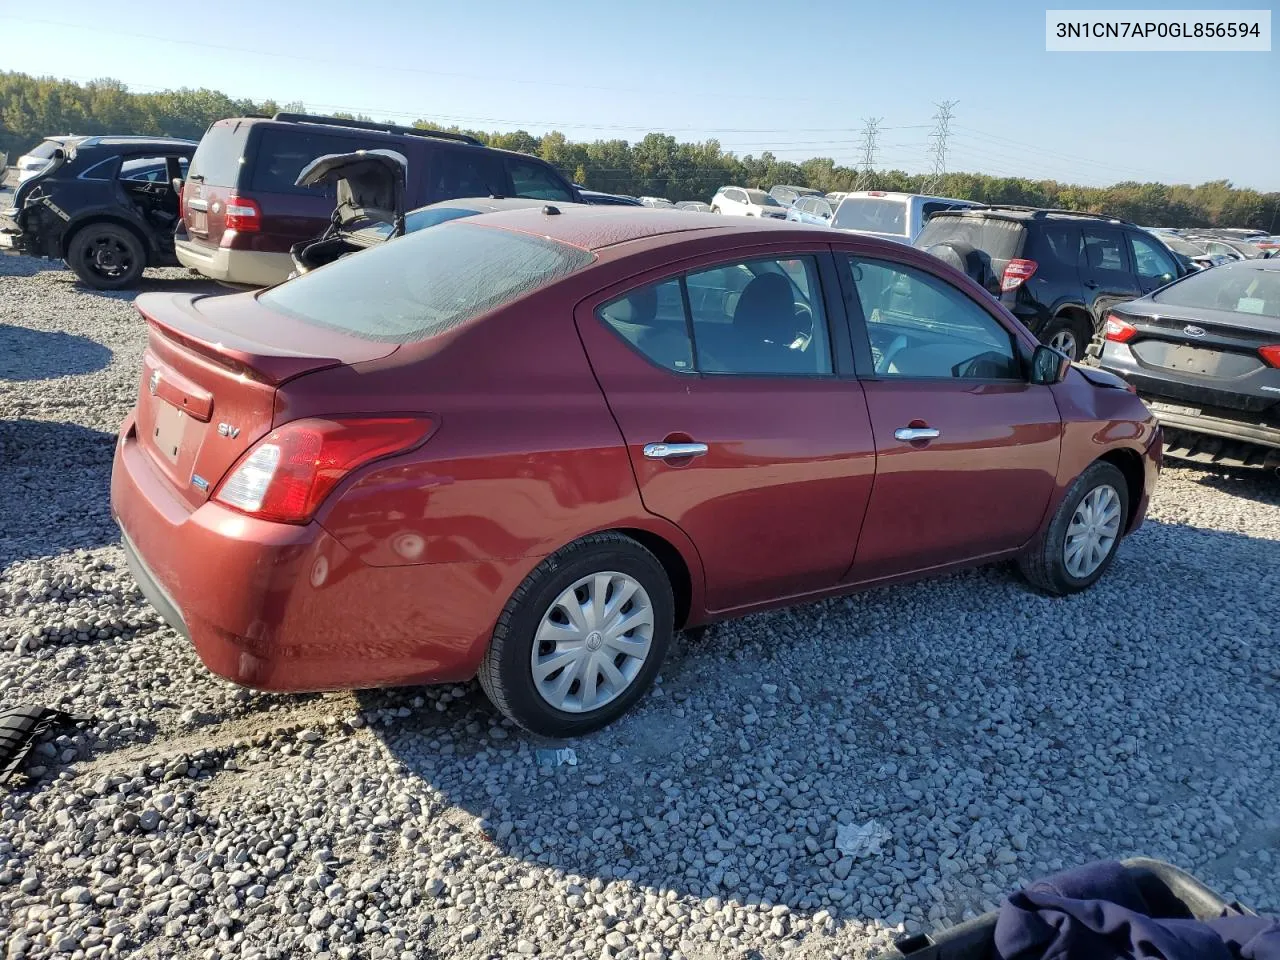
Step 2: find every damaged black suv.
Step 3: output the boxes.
[1,135,196,289]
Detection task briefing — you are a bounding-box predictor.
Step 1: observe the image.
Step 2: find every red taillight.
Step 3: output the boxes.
[1260,345,1280,368]
[1001,259,1038,292]
[224,195,261,232]
[213,417,435,524]
[1104,313,1138,343]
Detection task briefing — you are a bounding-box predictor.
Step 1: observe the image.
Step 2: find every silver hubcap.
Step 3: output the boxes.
[1064,484,1122,579]
[1049,329,1078,358]
[531,572,654,714]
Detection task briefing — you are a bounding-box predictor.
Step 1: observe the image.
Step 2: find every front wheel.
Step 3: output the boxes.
[478,533,674,736]
[1018,461,1129,595]
[66,223,146,290]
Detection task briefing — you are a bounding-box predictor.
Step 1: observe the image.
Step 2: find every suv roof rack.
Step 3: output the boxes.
[963,204,1133,225]
[270,113,482,147]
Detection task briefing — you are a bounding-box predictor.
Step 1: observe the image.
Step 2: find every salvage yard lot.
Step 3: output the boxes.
[1,255,1279,960]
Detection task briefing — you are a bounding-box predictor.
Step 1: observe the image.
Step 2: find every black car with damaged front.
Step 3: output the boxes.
[0,135,195,289]
[1098,258,1280,470]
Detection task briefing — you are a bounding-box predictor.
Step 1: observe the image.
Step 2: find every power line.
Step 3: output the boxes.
[923,100,958,193]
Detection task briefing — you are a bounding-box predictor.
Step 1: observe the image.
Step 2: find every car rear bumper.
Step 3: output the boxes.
[1100,343,1280,451]
[174,237,292,287]
[110,414,528,692]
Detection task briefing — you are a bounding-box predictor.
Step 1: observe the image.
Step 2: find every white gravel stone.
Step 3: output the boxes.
[1,254,1278,960]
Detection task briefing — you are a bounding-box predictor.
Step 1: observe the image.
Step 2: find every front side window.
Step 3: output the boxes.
[597,256,832,377]
[504,158,573,201]
[1079,229,1126,272]
[846,257,1021,380]
[1130,233,1179,284]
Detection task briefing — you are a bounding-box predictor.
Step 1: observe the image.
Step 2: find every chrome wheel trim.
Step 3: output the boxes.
[530,571,654,714]
[1049,328,1078,359]
[1064,483,1122,579]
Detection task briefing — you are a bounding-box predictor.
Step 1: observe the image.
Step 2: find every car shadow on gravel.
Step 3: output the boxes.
[0,419,120,565]
[358,514,1280,929]
[1182,464,1280,508]
[71,272,230,302]
[0,324,112,381]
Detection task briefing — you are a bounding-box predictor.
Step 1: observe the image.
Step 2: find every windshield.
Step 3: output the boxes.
[832,198,909,235]
[260,222,594,342]
[1152,264,1280,318]
[746,189,781,207]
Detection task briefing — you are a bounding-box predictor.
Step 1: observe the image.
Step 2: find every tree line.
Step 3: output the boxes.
[3,71,1275,230]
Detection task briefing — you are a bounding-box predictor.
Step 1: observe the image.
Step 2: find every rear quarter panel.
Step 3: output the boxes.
[276,277,707,619]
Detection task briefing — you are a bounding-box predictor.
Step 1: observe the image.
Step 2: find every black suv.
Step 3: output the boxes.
[1,135,196,289]
[915,206,1191,361]
[175,113,581,287]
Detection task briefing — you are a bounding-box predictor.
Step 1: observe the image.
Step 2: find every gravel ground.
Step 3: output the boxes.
[1,254,1278,960]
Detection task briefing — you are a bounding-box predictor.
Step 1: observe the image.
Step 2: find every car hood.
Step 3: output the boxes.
[295,149,407,229]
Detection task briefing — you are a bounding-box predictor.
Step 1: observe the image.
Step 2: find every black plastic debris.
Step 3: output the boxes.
[0,706,77,784]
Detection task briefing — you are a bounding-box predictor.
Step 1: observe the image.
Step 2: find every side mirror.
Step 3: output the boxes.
[1030,343,1071,385]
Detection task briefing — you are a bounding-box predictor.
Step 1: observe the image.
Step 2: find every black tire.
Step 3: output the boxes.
[66,223,146,290]
[1041,313,1093,362]
[477,533,674,737]
[1018,461,1130,596]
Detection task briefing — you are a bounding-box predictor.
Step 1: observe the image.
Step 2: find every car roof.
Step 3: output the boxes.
[411,196,579,215]
[223,116,547,161]
[931,205,1133,226]
[461,205,826,252]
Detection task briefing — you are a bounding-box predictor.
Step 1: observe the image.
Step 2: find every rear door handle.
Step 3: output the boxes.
[894,427,940,442]
[643,442,709,460]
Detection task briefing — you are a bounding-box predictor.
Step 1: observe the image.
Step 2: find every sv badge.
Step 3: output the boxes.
[217,423,241,439]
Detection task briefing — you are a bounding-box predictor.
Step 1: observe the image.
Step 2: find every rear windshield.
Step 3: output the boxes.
[832,198,909,235]
[915,215,1026,261]
[745,189,781,206]
[188,122,251,186]
[28,139,71,160]
[1152,265,1280,318]
[259,222,595,342]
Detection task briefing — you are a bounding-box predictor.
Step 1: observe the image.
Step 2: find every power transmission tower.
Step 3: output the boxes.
[924,100,957,193]
[854,117,882,190]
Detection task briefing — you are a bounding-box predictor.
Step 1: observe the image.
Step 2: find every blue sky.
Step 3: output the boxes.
[2,0,1276,190]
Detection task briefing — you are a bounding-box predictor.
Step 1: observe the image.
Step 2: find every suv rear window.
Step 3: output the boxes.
[259,222,594,342]
[188,123,252,187]
[915,215,1025,262]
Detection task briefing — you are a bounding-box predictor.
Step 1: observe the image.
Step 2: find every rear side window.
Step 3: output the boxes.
[428,149,505,202]
[1079,230,1126,271]
[259,222,594,342]
[504,157,573,201]
[1024,223,1078,267]
[250,128,369,195]
[188,123,251,187]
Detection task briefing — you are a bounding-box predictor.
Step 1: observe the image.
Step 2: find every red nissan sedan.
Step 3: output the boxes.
[110,207,1161,736]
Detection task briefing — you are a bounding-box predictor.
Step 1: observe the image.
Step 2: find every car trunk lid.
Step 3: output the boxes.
[1115,306,1280,412]
[133,290,398,508]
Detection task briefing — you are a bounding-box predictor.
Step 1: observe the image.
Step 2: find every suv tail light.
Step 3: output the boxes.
[1001,258,1038,291]
[1260,345,1280,368]
[213,417,436,524]
[1104,313,1138,343]
[224,195,261,232]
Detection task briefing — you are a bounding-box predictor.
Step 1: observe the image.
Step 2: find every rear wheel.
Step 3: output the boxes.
[1018,461,1129,595]
[1042,314,1092,362]
[67,223,146,290]
[478,533,674,736]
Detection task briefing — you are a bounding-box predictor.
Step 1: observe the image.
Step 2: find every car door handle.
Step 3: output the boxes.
[1084,280,1100,289]
[894,427,941,442]
[643,442,709,460]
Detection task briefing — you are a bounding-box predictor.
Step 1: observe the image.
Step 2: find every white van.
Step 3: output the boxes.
[830,190,978,244]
